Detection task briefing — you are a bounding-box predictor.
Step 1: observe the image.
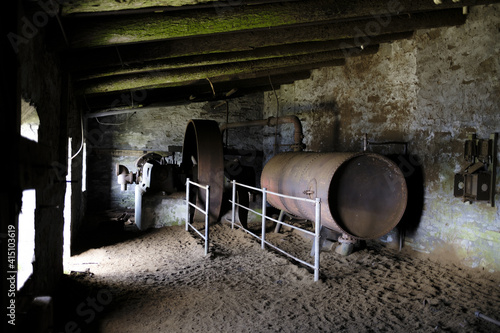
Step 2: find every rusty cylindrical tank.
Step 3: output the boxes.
[260,152,407,239]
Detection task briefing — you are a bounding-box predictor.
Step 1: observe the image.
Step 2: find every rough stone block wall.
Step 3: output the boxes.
[263,5,500,271]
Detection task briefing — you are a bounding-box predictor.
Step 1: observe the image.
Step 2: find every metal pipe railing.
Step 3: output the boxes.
[229,180,321,281]
[185,178,210,255]
[475,311,500,327]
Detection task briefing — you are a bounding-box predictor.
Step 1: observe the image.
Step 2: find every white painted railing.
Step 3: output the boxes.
[185,178,210,255]
[229,180,321,281]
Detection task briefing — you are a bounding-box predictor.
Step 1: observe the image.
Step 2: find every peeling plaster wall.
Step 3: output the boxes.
[87,94,263,211]
[263,5,500,271]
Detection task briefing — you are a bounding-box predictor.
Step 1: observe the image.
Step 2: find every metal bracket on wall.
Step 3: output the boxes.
[454,133,497,207]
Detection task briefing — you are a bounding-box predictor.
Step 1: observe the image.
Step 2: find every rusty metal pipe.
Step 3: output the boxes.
[220,115,304,151]
[261,152,407,240]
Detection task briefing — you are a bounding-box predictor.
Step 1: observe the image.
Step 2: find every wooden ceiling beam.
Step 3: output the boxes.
[81,70,312,111]
[62,0,496,48]
[82,58,346,105]
[75,32,414,81]
[78,45,374,95]
[62,0,298,17]
[64,8,464,72]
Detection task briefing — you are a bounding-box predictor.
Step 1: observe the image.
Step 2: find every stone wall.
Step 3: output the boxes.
[263,5,500,271]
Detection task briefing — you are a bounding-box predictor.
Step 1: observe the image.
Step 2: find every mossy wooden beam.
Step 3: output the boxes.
[83,71,312,111]
[63,0,220,15]
[63,0,500,17]
[62,0,293,16]
[63,0,495,48]
[79,46,376,95]
[76,33,407,81]
[65,9,463,72]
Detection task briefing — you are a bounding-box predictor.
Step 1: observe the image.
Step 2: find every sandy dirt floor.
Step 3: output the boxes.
[57,215,500,333]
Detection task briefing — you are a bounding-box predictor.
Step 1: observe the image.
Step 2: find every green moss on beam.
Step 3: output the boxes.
[66,0,494,48]
[66,9,464,73]
[68,2,341,48]
[77,44,352,81]
[64,0,245,16]
[81,47,376,94]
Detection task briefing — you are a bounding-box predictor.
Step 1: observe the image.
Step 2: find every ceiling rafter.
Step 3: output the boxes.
[61,0,495,49]
[51,0,499,111]
[82,70,312,111]
[67,8,464,75]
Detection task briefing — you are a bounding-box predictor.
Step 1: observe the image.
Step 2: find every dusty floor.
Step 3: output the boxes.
[57,216,500,333]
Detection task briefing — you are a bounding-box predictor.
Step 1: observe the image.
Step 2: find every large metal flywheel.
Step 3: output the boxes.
[182,119,224,221]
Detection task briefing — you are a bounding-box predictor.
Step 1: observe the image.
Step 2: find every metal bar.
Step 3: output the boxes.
[233,181,261,191]
[274,210,286,233]
[264,189,316,203]
[232,218,314,269]
[475,311,500,327]
[263,240,315,269]
[185,178,190,231]
[185,178,210,255]
[261,188,267,249]
[205,185,210,256]
[231,180,236,229]
[233,180,316,203]
[187,223,206,239]
[230,181,322,281]
[264,215,316,236]
[188,201,208,214]
[490,133,497,207]
[314,198,321,282]
[230,201,263,217]
[187,179,210,190]
[233,222,262,241]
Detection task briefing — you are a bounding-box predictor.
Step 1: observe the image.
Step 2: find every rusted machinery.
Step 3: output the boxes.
[261,152,408,245]
[117,117,408,254]
[116,119,227,229]
[116,152,183,230]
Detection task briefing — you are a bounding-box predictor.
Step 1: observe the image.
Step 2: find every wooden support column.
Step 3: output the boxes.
[1,2,20,333]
